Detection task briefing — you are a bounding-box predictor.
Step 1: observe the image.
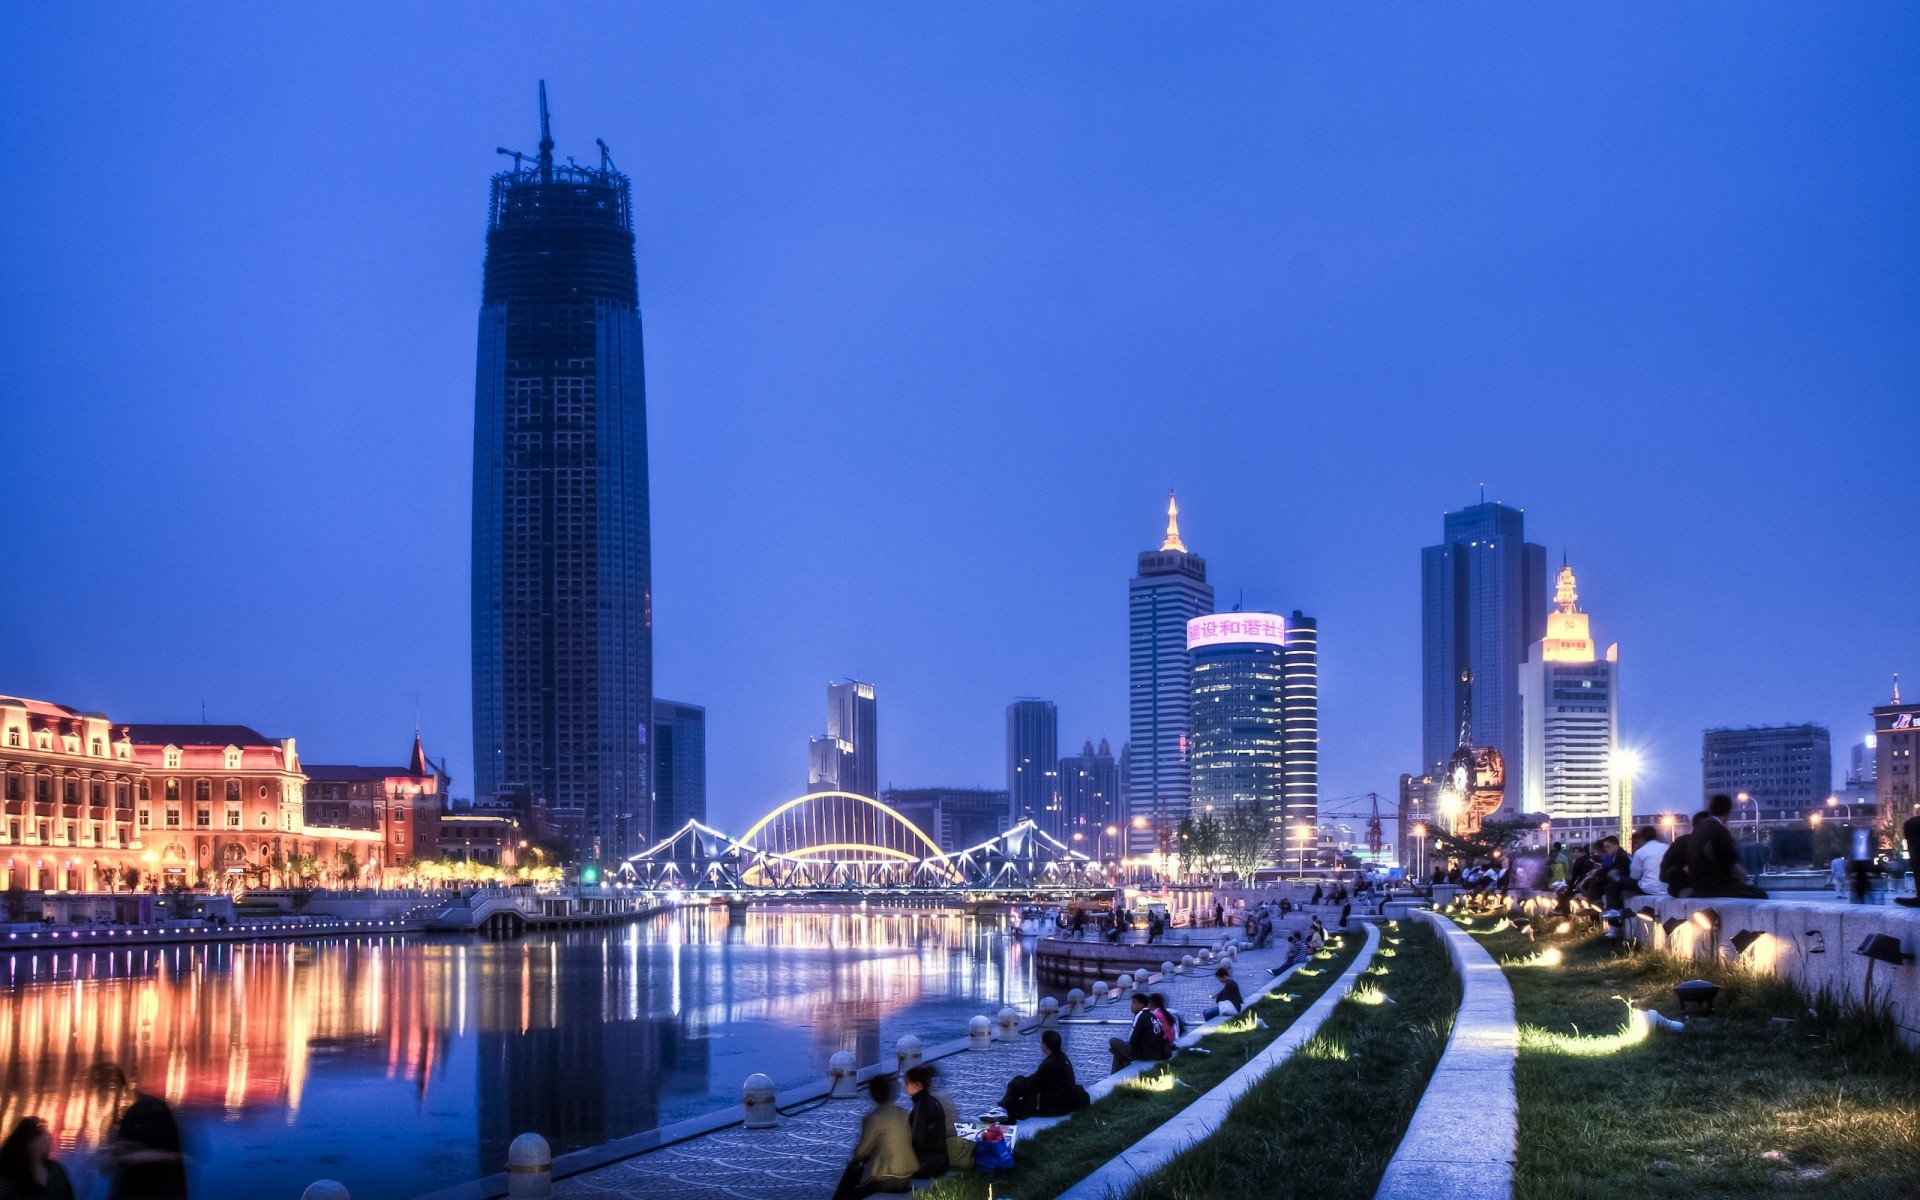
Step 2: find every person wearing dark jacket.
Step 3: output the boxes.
[902,1065,953,1177]
[1108,992,1172,1073]
[988,1030,1085,1121]
[0,1118,77,1200]
[1203,967,1244,1020]
[1900,813,1920,909]
[1687,794,1767,899]
[1660,817,1703,894]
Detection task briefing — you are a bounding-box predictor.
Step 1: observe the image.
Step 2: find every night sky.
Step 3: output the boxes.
[3,5,1915,834]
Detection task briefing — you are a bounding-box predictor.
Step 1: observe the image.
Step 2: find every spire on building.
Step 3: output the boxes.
[410,732,429,777]
[1160,491,1187,553]
[1553,562,1579,613]
[536,80,554,182]
[1896,673,1903,704]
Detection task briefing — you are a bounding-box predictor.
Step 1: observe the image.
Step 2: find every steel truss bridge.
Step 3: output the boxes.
[622,791,1112,896]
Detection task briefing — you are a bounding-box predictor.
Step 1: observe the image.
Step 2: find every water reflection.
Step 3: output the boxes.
[0,905,1034,1200]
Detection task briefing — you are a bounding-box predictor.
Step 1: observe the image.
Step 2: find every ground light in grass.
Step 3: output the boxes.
[1503,947,1562,968]
[1519,999,1651,1057]
[1346,985,1389,1006]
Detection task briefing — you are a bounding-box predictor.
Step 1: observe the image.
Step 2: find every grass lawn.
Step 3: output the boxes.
[1128,918,1458,1200]
[917,930,1365,1200]
[1469,918,1920,1200]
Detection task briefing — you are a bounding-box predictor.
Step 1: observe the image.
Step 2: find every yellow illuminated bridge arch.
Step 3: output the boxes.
[738,791,945,863]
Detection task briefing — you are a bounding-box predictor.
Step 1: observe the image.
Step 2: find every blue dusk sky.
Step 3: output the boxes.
[2,4,1915,832]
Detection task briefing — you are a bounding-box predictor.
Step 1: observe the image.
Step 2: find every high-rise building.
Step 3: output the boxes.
[652,700,706,834]
[809,680,877,796]
[879,787,1011,852]
[1518,563,1620,820]
[1281,611,1320,834]
[1006,700,1060,835]
[1701,724,1833,821]
[471,85,651,861]
[1421,500,1547,814]
[1185,612,1320,861]
[1058,738,1120,854]
[1128,493,1214,857]
[1872,681,1919,835]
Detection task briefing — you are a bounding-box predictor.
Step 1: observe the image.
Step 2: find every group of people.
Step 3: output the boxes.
[1545,792,1770,937]
[1,1080,189,1200]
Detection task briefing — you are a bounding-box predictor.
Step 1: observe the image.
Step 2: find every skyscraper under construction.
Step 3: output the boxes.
[472,84,651,861]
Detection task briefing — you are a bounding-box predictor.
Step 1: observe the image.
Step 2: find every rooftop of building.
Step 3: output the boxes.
[121,723,284,748]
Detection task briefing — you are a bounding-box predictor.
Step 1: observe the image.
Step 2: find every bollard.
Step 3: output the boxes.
[896,1034,923,1074]
[301,1183,351,1200]
[743,1073,779,1129]
[1161,961,1175,978]
[1116,973,1133,993]
[828,1050,860,1097]
[1038,996,1060,1028]
[506,1132,552,1200]
[1091,980,1110,1003]
[969,1015,993,1049]
[1133,968,1149,987]
[1065,987,1086,1015]
[996,1006,1020,1041]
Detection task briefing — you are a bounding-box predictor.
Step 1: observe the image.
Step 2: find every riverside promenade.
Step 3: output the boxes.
[427,920,1339,1200]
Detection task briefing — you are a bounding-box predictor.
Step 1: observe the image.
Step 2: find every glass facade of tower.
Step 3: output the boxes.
[1421,502,1546,811]
[1281,611,1320,831]
[1128,545,1213,857]
[1189,641,1287,818]
[1006,699,1060,836]
[652,700,706,835]
[472,104,651,861]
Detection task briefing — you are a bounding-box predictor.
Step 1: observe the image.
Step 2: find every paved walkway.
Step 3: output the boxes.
[1373,911,1516,1200]
[541,922,1331,1200]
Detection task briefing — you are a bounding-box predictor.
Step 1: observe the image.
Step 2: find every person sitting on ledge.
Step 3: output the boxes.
[903,1064,954,1177]
[981,1029,1087,1123]
[1900,812,1920,909]
[1203,966,1244,1020]
[1686,793,1767,899]
[1108,992,1172,1074]
[831,1075,918,1200]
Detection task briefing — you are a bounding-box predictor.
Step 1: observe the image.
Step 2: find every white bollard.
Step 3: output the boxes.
[996,1006,1021,1041]
[1065,987,1086,1015]
[1161,960,1175,978]
[506,1132,552,1199]
[828,1050,860,1097]
[1133,968,1149,987]
[1181,954,1196,972]
[969,1015,993,1049]
[1116,973,1133,993]
[1091,980,1110,1003]
[896,1034,923,1074]
[1038,996,1060,1028]
[743,1073,779,1129]
[301,1183,351,1200]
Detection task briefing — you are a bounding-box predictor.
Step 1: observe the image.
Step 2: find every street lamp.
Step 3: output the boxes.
[1609,749,1641,848]
[1410,822,1428,881]
[1439,789,1463,836]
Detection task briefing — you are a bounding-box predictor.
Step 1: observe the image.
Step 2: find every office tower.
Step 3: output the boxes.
[1128,493,1214,856]
[1281,611,1320,832]
[1872,680,1918,834]
[1058,738,1121,854]
[1518,563,1620,820]
[471,84,651,860]
[1187,613,1288,839]
[1006,700,1060,836]
[809,680,877,796]
[879,787,1012,851]
[1421,499,1547,814]
[1701,724,1833,820]
[652,700,706,833]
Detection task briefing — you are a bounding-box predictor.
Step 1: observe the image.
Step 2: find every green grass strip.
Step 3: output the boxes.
[1126,918,1458,1200]
[1469,921,1920,1199]
[919,932,1365,1200]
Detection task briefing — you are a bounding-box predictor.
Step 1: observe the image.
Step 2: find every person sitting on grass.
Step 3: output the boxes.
[903,1064,954,1176]
[982,1029,1087,1123]
[832,1075,918,1200]
[1686,793,1767,899]
[1109,991,1173,1074]
[1203,966,1244,1019]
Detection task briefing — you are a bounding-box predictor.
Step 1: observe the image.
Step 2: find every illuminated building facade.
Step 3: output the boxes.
[303,733,446,868]
[1518,563,1620,819]
[652,699,707,833]
[1701,724,1832,817]
[1128,494,1214,856]
[1871,683,1919,835]
[1421,500,1547,816]
[1006,699,1060,836]
[1186,612,1320,857]
[1058,739,1120,849]
[809,680,877,797]
[472,84,652,862]
[0,697,144,892]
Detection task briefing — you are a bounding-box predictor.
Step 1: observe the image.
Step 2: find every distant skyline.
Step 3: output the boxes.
[3,5,1916,834]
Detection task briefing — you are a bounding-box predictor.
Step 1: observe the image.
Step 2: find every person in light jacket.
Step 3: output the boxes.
[832,1076,918,1199]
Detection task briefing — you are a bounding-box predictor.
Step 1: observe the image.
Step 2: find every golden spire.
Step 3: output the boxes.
[1553,562,1579,613]
[1160,491,1187,553]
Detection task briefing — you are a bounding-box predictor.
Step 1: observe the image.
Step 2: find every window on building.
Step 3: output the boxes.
[138,811,149,828]
[35,778,50,802]
[166,809,179,828]
[5,730,16,747]
[194,780,210,803]
[37,821,48,842]
[226,780,241,803]
[116,785,129,807]
[394,831,405,846]
[3,776,16,801]
[64,780,78,803]
[196,810,210,828]
[91,738,102,756]
[165,749,180,769]
[259,813,269,827]
[259,784,270,798]
[91,782,103,804]
[395,808,407,823]
[227,809,240,828]
[165,780,179,804]
[91,822,102,844]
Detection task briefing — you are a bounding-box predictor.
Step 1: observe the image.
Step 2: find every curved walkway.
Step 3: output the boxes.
[1373,911,1516,1200]
[1053,920,1383,1200]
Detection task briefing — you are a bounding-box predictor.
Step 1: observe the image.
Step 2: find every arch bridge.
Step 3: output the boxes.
[622,791,1111,897]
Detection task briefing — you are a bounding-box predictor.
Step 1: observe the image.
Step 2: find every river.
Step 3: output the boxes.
[0,904,1040,1200]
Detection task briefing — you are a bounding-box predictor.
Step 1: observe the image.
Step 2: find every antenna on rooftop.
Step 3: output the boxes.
[537,80,554,183]
[596,137,614,172]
